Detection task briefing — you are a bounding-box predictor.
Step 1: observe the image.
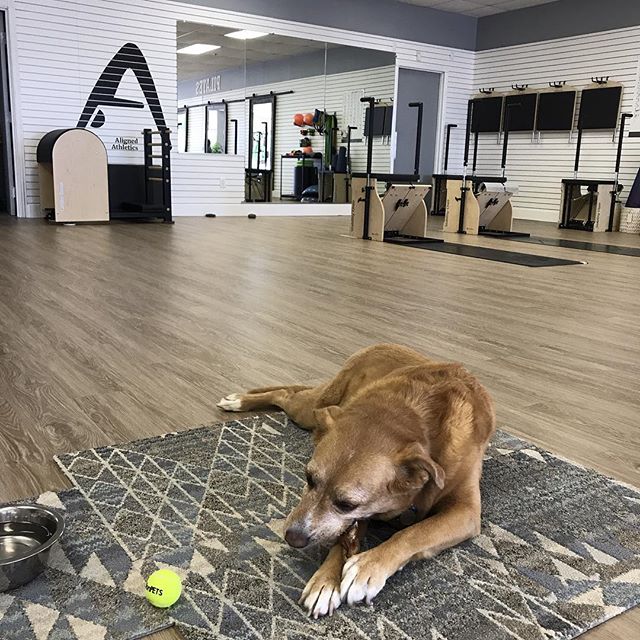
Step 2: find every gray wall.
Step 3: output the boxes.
[179,46,396,101]
[394,68,441,180]
[477,0,640,50]
[175,0,477,51]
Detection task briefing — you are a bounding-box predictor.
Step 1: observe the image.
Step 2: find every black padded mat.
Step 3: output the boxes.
[498,236,640,257]
[385,239,584,267]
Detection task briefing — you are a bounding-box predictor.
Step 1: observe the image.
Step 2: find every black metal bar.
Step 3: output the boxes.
[614,113,632,174]
[458,101,474,233]
[203,103,210,153]
[443,123,457,172]
[230,119,238,155]
[609,112,633,231]
[361,96,376,240]
[409,101,423,176]
[143,129,151,205]
[472,131,479,174]
[574,128,583,176]
[247,98,254,202]
[161,126,172,223]
[463,100,473,169]
[501,102,518,176]
[184,108,190,153]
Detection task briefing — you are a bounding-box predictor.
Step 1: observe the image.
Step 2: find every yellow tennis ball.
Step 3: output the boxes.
[145,569,182,608]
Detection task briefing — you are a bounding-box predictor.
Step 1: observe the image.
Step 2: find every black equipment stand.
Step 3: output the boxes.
[117,127,173,223]
[144,128,173,223]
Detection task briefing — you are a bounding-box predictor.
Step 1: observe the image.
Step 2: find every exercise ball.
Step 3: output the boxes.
[293,113,304,127]
[301,146,313,155]
[303,113,314,126]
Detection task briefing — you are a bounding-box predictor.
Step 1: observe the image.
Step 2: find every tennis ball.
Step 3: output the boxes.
[145,569,182,608]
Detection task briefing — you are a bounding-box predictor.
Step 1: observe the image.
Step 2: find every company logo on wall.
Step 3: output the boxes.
[196,75,222,96]
[77,42,166,139]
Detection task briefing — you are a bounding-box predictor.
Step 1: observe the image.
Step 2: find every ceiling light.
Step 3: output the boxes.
[224,30,268,40]
[177,44,221,55]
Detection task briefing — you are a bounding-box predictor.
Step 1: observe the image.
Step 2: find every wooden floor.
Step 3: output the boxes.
[0,215,639,639]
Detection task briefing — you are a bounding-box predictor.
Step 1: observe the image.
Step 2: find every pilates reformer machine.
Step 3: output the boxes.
[350,97,440,244]
[442,96,528,238]
[559,109,632,232]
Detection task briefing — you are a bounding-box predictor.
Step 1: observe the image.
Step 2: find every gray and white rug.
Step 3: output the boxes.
[1,413,639,639]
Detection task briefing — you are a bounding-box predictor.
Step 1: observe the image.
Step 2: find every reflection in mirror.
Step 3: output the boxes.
[246,95,275,202]
[177,21,247,156]
[205,102,226,153]
[274,41,396,204]
[177,21,398,205]
[177,107,187,152]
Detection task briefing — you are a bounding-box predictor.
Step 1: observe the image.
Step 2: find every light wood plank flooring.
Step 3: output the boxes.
[0,215,639,639]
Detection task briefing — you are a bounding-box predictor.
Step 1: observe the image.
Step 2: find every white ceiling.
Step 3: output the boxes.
[398,0,558,18]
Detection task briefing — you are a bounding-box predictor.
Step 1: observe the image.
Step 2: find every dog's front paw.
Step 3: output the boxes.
[299,571,342,619]
[216,393,243,411]
[340,549,391,606]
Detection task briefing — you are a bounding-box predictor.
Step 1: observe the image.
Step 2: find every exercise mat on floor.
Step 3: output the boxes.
[3,413,639,639]
[496,236,640,257]
[385,239,585,267]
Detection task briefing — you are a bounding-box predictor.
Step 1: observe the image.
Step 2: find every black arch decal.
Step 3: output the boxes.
[77,42,166,129]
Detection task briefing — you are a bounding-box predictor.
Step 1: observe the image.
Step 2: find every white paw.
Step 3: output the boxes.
[216,393,243,411]
[340,551,389,606]
[299,576,342,619]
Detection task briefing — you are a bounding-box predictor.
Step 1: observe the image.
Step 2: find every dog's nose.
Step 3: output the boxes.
[284,526,310,548]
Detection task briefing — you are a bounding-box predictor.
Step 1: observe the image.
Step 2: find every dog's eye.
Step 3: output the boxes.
[334,500,357,513]
[306,472,316,489]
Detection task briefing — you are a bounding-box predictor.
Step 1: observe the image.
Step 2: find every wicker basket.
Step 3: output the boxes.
[619,207,640,234]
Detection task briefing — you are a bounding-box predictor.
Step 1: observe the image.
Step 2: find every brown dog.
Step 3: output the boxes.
[217,344,495,618]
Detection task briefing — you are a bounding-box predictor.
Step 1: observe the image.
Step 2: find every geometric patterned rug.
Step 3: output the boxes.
[1,413,639,639]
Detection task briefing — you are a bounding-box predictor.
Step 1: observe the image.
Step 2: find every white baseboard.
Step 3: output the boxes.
[513,207,557,223]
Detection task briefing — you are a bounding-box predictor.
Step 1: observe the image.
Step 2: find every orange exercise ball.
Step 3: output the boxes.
[301,146,313,155]
[293,113,304,127]
[303,113,314,126]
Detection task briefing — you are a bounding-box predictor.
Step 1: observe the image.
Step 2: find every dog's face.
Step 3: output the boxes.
[284,404,445,548]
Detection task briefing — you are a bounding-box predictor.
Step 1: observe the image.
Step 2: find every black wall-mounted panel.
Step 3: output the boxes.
[365,106,387,136]
[503,93,537,131]
[578,86,622,130]
[471,97,503,133]
[536,91,577,130]
[382,106,394,135]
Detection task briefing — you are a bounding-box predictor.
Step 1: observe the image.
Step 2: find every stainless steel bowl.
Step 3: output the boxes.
[0,504,65,591]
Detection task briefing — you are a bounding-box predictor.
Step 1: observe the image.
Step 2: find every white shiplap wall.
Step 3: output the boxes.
[474,27,640,221]
[11,0,474,217]
[182,66,396,199]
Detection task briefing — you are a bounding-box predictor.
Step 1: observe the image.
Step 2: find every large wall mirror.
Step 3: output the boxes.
[177,21,397,206]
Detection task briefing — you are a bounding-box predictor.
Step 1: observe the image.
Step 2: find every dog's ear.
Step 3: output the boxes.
[312,405,342,440]
[393,442,445,491]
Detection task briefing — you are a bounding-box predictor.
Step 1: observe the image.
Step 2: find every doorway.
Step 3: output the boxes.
[0,11,15,215]
[393,68,441,181]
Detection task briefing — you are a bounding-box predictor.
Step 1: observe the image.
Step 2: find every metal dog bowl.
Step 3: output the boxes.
[0,504,65,591]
